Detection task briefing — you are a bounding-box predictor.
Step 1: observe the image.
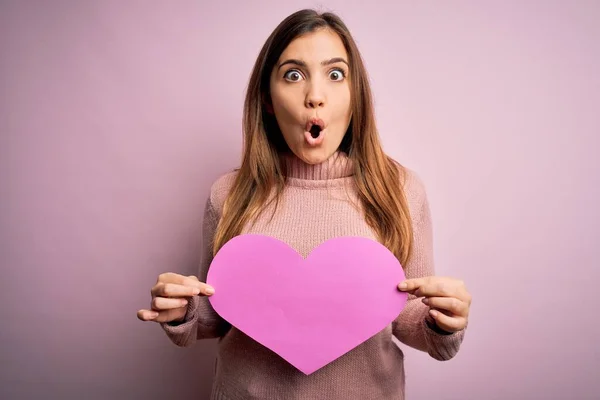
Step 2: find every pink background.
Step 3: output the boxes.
[1,1,598,399]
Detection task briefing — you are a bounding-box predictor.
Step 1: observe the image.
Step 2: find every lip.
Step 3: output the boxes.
[304,128,326,146]
[305,117,325,132]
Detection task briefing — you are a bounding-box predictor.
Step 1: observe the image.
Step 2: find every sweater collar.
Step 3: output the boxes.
[280,151,354,180]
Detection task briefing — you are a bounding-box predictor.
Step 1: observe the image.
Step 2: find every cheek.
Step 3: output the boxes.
[333,87,352,121]
[269,88,300,142]
[271,89,295,121]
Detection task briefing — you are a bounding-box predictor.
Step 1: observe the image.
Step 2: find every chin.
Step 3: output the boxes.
[293,145,337,165]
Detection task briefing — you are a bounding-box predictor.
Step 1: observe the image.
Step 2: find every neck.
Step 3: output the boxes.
[280,151,354,181]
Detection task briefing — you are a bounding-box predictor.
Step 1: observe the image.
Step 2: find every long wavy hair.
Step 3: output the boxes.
[212,9,414,267]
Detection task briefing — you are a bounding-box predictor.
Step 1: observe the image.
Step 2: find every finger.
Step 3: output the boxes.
[152,282,198,298]
[398,277,432,292]
[151,296,188,311]
[414,281,461,299]
[158,273,207,290]
[137,309,159,321]
[429,309,466,332]
[152,309,188,324]
[422,297,468,317]
[137,309,185,324]
[152,281,214,297]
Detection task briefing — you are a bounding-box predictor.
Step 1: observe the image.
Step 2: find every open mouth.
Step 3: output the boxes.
[306,118,325,138]
[309,124,322,138]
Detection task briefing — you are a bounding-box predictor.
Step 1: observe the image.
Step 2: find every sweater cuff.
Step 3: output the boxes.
[160,295,200,347]
[422,317,466,361]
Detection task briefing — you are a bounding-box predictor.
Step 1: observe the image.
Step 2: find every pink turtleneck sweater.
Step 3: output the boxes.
[161,152,466,400]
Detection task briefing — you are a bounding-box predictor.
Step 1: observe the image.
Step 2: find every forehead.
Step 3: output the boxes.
[279,28,347,62]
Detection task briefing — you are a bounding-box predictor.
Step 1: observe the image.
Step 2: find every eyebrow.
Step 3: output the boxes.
[277,57,349,71]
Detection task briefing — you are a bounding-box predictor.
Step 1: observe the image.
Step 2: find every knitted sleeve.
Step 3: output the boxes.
[160,196,230,346]
[391,172,466,361]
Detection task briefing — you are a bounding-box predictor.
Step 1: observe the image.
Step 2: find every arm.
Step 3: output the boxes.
[160,196,231,347]
[391,178,466,361]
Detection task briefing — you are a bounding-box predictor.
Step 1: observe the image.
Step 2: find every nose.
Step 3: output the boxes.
[305,81,325,109]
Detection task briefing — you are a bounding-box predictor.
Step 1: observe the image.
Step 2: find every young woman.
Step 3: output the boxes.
[138,9,471,399]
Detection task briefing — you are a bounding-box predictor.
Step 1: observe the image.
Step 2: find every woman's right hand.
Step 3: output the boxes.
[137,272,215,323]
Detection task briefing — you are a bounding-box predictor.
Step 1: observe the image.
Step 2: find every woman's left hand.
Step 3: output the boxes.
[398,277,471,333]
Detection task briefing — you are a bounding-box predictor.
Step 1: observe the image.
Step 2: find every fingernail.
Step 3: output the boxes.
[192,288,201,295]
[149,312,159,319]
[429,310,438,317]
[205,286,215,295]
[422,298,429,305]
[181,300,188,306]
[398,282,407,290]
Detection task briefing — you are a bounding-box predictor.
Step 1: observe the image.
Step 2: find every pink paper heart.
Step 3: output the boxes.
[206,234,408,375]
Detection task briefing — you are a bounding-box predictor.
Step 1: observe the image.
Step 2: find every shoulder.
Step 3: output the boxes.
[206,169,239,215]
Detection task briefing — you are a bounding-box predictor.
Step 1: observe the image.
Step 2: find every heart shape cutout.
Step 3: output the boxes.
[206,234,408,375]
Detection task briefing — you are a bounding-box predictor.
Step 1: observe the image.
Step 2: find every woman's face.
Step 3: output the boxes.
[269,28,352,165]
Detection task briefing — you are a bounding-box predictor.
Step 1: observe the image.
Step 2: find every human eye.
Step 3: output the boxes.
[283,69,304,82]
[328,68,346,82]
